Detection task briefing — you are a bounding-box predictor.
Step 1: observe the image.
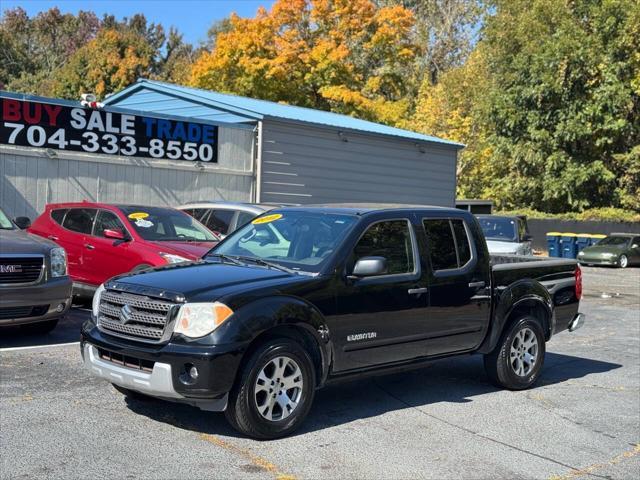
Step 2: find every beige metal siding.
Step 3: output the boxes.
[260,120,458,206]
[0,125,255,218]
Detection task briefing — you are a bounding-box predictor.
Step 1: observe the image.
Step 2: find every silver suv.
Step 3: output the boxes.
[177,202,273,238]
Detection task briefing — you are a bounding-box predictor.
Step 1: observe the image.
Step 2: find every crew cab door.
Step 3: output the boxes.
[331,217,430,371]
[82,209,137,286]
[59,208,97,284]
[420,216,491,355]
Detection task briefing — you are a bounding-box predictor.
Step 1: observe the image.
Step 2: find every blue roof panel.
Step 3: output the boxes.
[106,79,464,148]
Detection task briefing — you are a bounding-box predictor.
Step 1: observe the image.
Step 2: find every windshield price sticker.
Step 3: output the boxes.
[0,97,218,162]
[252,213,283,225]
[128,212,149,220]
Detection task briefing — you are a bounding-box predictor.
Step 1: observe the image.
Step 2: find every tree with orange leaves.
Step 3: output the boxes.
[190,0,417,126]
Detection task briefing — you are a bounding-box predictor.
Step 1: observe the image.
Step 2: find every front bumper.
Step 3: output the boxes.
[0,276,72,326]
[81,320,248,410]
[578,256,618,266]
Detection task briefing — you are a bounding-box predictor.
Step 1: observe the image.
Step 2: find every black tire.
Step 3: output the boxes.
[619,255,628,269]
[225,338,316,439]
[483,316,545,390]
[23,318,59,334]
[111,383,154,401]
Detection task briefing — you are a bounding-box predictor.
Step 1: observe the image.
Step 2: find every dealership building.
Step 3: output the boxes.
[0,79,463,219]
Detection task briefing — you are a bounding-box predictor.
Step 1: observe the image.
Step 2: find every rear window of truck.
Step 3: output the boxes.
[423,218,472,271]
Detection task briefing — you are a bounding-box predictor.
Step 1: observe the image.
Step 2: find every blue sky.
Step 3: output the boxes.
[2,0,275,45]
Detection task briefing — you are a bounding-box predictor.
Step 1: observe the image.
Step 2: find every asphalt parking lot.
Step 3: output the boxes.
[1,266,639,479]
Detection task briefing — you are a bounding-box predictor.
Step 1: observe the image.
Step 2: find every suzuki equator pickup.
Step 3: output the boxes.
[81,205,585,439]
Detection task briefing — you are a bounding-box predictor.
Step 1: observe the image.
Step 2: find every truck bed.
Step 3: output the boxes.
[490,254,579,334]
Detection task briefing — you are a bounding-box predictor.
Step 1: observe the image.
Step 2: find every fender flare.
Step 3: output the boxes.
[214,295,333,385]
[477,279,553,354]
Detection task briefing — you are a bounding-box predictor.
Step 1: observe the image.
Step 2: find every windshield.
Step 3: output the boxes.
[0,208,14,230]
[478,217,517,242]
[118,206,218,242]
[597,236,630,247]
[210,211,358,273]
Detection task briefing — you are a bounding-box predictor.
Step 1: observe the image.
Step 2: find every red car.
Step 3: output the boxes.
[29,202,219,295]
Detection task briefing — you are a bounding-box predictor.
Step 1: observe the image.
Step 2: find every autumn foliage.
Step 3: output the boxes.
[190,0,417,125]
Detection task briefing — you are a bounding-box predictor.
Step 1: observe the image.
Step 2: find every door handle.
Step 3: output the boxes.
[84,244,95,250]
[48,235,58,241]
[408,287,428,295]
[468,281,486,288]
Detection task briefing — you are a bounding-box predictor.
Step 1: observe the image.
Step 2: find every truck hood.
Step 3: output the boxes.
[147,241,217,260]
[108,261,298,301]
[0,228,58,255]
[485,239,521,254]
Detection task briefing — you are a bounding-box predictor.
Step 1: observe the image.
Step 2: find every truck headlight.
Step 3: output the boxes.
[174,302,233,338]
[50,247,67,277]
[92,283,105,318]
[160,252,190,264]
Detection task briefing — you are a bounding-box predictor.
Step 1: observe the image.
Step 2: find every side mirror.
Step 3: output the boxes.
[632,244,639,249]
[103,228,125,240]
[522,234,532,242]
[14,216,31,229]
[349,256,388,279]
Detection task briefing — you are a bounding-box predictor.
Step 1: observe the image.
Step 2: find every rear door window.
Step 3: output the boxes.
[423,218,473,271]
[354,220,415,275]
[183,208,210,223]
[205,209,236,235]
[62,208,96,234]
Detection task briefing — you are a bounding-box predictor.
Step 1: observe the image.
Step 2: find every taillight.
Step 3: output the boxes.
[575,265,582,299]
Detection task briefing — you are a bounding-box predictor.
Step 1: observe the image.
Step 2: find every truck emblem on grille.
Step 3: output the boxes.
[119,304,133,324]
[0,265,22,273]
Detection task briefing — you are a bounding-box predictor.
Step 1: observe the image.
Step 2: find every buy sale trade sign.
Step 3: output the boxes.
[0,97,218,162]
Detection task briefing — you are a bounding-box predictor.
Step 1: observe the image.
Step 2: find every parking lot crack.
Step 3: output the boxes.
[372,379,582,472]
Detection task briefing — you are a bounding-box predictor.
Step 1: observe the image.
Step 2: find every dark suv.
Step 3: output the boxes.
[0,207,72,332]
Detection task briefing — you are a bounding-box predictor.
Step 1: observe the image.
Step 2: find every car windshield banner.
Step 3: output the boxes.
[0,97,218,162]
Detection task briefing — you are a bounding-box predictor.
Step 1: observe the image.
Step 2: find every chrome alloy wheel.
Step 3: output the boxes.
[510,327,538,377]
[254,355,303,421]
[619,255,628,268]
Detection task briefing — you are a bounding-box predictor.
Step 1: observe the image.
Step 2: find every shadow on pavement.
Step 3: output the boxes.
[122,351,621,439]
[0,307,89,349]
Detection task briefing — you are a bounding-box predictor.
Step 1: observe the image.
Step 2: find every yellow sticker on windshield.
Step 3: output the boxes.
[128,212,149,220]
[252,213,282,225]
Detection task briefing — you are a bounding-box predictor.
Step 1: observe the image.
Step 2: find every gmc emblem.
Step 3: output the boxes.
[0,265,22,273]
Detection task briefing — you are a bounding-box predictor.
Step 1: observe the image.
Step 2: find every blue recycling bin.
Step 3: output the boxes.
[576,234,592,255]
[560,233,578,258]
[546,232,561,257]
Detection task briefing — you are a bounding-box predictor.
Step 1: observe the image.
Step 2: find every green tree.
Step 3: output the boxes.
[51,27,154,98]
[481,0,640,212]
[0,7,100,93]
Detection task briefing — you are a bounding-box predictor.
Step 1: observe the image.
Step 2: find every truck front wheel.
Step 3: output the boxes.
[225,338,316,439]
[483,317,545,390]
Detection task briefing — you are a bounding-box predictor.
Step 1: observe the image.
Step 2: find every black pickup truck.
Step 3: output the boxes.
[81,205,584,439]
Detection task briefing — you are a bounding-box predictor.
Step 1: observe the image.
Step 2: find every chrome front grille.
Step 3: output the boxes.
[97,290,175,343]
[0,256,44,285]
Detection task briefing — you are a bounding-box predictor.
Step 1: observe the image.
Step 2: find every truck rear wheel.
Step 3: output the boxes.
[483,316,545,390]
[225,338,315,439]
